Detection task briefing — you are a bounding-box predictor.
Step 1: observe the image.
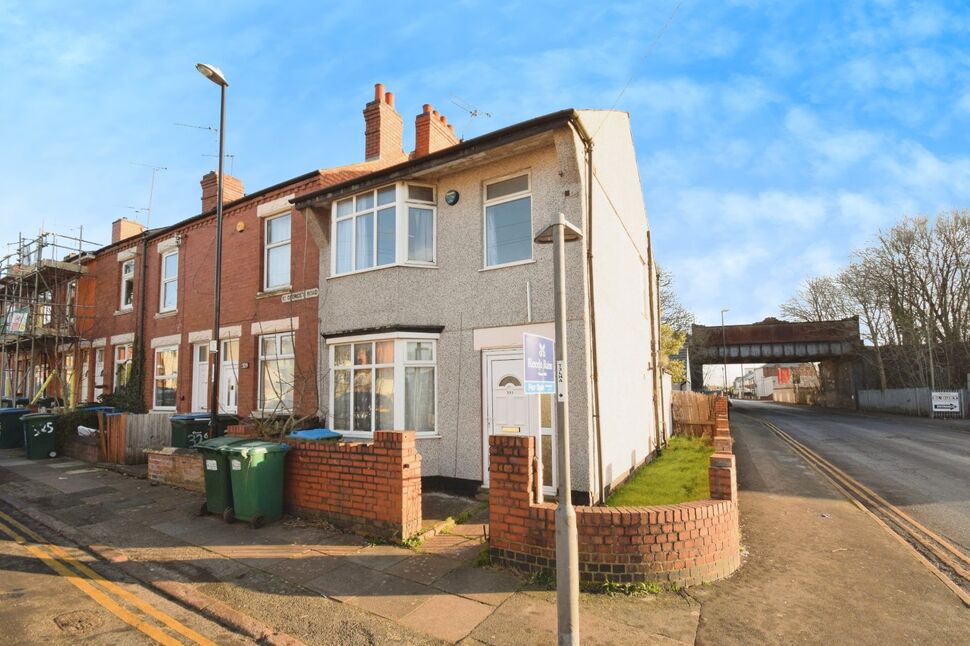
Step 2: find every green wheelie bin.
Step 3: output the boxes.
[21,412,60,459]
[0,408,31,448]
[223,441,290,528]
[196,435,250,520]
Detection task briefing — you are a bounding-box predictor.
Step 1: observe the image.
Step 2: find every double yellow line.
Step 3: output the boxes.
[757,417,970,607]
[0,509,217,645]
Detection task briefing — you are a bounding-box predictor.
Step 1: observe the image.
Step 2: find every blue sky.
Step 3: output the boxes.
[1,1,968,328]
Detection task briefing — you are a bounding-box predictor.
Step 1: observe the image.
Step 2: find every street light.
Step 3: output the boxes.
[720,308,729,394]
[196,63,228,435]
[534,212,583,646]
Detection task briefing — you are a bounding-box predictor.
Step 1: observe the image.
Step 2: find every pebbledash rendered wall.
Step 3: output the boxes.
[489,397,740,586]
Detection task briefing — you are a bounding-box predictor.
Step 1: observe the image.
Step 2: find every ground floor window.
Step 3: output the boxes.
[259,332,295,412]
[330,336,436,435]
[114,344,133,393]
[153,346,178,410]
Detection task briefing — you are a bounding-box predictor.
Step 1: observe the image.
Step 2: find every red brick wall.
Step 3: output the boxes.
[284,430,422,540]
[63,434,99,463]
[146,449,204,492]
[489,398,740,586]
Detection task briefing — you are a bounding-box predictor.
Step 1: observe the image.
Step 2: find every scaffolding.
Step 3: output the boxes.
[0,229,101,407]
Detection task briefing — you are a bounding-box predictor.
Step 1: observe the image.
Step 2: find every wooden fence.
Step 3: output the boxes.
[671,391,717,438]
[97,412,172,464]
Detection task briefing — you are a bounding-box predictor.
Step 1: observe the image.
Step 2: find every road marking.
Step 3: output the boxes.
[752,414,970,607]
[0,510,218,645]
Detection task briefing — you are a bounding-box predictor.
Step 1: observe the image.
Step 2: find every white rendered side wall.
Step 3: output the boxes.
[577,110,656,490]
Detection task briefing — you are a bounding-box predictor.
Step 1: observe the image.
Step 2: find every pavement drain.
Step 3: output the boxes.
[53,610,104,634]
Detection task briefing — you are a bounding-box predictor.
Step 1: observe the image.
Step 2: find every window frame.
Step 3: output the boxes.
[113,343,133,393]
[120,259,135,310]
[257,332,296,413]
[482,171,533,269]
[327,332,438,438]
[159,250,178,313]
[263,212,292,291]
[152,345,179,411]
[331,182,437,277]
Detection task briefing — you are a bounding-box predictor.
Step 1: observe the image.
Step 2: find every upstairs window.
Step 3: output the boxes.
[333,183,436,275]
[264,213,291,290]
[120,259,135,310]
[484,173,532,268]
[160,250,178,312]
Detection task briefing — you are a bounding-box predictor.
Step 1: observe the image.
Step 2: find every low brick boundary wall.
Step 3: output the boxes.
[64,434,99,463]
[146,448,204,492]
[489,397,739,586]
[284,430,422,541]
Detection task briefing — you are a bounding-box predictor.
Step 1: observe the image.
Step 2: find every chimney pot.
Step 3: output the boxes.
[439,115,447,124]
[423,103,433,114]
[385,91,394,108]
[432,109,439,118]
[374,83,385,101]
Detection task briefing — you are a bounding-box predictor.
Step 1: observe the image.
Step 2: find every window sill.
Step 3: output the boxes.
[151,408,176,413]
[328,262,438,280]
[479,258,536,272]
[257,286,292,299]
[114,309,133,317]
[155,311,177,319]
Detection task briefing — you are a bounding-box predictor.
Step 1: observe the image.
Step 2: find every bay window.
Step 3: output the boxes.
[153,346,178,410]
[332,183,435,275]
[259,332,295,412]
[330,336,436,435]
[484,173,532,268]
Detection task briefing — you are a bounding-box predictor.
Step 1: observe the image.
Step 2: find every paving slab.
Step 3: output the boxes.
[398,593,494,642]
[385,552,464,585]
[303,561,398,601]
[345,543,413,571]
[263,552,344,584]
[343,573,435,620]
[433,565,521,606]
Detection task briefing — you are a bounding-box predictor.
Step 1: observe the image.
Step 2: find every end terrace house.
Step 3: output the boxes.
[295,87,665,503]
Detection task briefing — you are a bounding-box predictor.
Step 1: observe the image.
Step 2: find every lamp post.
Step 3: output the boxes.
[535,212,583,646]
[196,63,228,434]
[720,308,729,394]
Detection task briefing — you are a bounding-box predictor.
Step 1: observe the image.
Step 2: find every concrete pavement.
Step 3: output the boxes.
[735,400,970,557]
[692,406,969,644]
[0,450,700,645]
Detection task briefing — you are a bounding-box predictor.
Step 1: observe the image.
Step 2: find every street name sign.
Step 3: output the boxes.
[523,334,555,395]
[931,391,961,413]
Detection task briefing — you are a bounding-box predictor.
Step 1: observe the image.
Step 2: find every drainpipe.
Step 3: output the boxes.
[569,114,605,504]
[645,232,663,453]
[136,232,150,407]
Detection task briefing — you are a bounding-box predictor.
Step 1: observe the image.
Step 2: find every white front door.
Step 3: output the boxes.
[192,343,209,411]
[220,338,239,414]
[482,351,555,494]
[79,350,89,403]
[93,349,104,400]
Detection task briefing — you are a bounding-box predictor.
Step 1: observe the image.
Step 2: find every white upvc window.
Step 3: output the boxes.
[153,346,178,410]
[160,250,178,312]
[483,172,532,268]
[259,332,295,413]
[329,334,437,436]
[120,259,135,310]
[66,280,77,324]
[114,344,133,392]
[332,183,436,276]
[264,213,291,290]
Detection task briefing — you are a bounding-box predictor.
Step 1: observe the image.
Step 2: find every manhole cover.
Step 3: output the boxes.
[54,610,103,634]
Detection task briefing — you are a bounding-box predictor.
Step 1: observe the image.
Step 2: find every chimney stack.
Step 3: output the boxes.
[363,83,408,164]
[413,103,460,158]
[111,217,145,244]
[200,171,245,213]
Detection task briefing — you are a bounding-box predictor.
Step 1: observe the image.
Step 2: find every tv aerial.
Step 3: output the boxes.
[128,162,167,226]
[450,97,492,140]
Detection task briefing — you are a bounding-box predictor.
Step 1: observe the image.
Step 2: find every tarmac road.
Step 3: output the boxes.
[731,399,970,558]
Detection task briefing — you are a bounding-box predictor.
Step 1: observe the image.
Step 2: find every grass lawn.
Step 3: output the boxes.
[605,435,715,507]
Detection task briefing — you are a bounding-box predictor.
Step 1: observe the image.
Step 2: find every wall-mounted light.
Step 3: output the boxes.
[445,190,460,206]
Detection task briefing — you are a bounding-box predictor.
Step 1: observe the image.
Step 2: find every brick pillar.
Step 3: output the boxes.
[374,430,422,540]
[489,434,535,548]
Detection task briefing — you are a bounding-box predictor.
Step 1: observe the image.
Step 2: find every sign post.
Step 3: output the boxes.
[523,334,555,395]
[931,391,961,416]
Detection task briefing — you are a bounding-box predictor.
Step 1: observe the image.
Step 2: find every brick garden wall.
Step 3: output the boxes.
[284,430,422,541]
[146,448,204,492]
[489,397,740,586]
[63,434,99,463]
